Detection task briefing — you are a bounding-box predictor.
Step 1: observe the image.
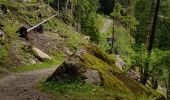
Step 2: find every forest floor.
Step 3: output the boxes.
[0,67,57,100]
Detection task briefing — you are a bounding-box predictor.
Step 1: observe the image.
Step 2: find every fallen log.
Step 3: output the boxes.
[27,13,59,32]
[17,13,59,39]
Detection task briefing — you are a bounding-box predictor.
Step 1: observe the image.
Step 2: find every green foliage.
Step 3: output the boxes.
[40,81,130,99]
[138,94,157,100]
[155,17,170,50]
[0,46,10,67]
[111,2,138,30]
[40,44,164,99]
[133,0,153,43]
[75,0,100,43]
[150,50,170,85]
[133,0,170,50]
[98,15,111,50]
[129,44,147,68]
[110,2,122,19]
[44,19,88,50]
[41,82,100,96]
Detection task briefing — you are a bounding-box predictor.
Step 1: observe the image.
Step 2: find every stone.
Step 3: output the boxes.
[115,55,126,70]
[0,29,4,36]
[46,61,101,84]
[32,47,52,60]
[64,47,73,56]
[0,29,5,39]
[30,59,37,64]
[84,69,101,84]
[75,49,87,57]
[45,45,165,100]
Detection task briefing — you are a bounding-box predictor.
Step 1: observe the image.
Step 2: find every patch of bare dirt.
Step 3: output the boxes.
[28,31,64,54]
[0,67,57,100]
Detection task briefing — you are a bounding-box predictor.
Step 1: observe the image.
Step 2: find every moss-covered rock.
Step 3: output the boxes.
[46,44,165,100]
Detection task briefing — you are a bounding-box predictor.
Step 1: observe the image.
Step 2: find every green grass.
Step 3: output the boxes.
[12,54,64,72]
[39,81,158,100]
[44,18,88,50]
[39,81,128,99]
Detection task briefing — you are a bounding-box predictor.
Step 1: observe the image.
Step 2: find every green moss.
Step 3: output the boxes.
[44,19,88,50]
[39,81,132,100]
[82,54,135,99]
[84,44,115,65]
[81,45,165,99]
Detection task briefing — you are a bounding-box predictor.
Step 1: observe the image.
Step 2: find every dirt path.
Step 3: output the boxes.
[101,18,112,33]
[0,67,57,100]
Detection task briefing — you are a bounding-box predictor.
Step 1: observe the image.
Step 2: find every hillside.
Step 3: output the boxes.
[0,0,169,100]
[0,0,88,69]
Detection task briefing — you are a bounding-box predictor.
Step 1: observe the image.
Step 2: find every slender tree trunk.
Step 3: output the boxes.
[111,19,114,53]
[65,0,70,10]
[151,76,158,90]
[58,0,60,12]
[145,0,155,50]
[141,0,160,85]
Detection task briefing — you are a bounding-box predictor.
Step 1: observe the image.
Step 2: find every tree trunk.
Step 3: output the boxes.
[111,19,114,53]
[145,0,155,50]
[141,0,160,85]
[151,76,158,90]
[65,0,70,10]
[58,0,60,12]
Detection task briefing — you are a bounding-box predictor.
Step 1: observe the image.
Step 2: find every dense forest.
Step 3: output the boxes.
[0,0,169,100]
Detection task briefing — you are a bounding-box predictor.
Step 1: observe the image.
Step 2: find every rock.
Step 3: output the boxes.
[127,69,140,81]
[30,59,37,64]
[0,29,4,39]
[32,47,52,60]
[46,61,100,84]
[0,30,4,36]
[75,49,87,57]
[64,47,73,56]
[46,44,165,100]
[115,55,126,70]
[84,69,101,84]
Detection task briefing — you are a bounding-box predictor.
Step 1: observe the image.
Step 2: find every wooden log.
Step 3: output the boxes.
[27,13,59,32]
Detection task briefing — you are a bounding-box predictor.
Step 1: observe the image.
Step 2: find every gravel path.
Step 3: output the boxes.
[101,18,112,33]
[0,67,57,100]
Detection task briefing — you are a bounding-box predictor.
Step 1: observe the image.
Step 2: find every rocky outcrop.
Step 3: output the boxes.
[46,44,165,100]
[32,47,52,61]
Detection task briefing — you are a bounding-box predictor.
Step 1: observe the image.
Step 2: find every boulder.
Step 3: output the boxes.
[115,55,126,70]
[46,44,165,100]
[32,47,52,60]
[0,29,5,39]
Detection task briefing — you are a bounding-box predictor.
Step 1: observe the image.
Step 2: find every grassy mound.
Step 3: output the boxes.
[42,44,165,100]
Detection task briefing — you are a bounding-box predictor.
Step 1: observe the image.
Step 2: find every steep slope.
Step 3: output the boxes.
[0,1,88,68]
[46,44,165,100]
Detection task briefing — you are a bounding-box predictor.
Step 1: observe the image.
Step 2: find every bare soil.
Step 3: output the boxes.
[0,67,57,100]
